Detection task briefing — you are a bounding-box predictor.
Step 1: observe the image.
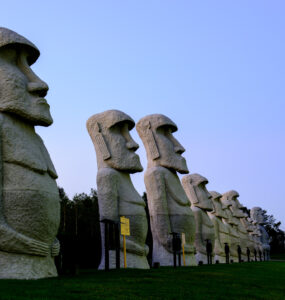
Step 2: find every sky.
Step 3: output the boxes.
[1,1,285,228]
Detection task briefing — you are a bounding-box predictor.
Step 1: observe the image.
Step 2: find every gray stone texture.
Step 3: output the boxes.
[251,207,270,259]
[182,174,215,264]
[208,191,231,263]
[87,110,149,269]
[0,27,60,279]
[137,114,196,266]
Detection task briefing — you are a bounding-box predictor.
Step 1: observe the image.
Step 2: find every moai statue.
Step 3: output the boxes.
[208,191,231,263]
[240,216,255,261]
[136,114,196,266]
[87,110,149,269]
[251,207,270,260]
[182,174,215,265]
[220,194,240,262]
[0,28,60,279]
[249,218,263,261]
[226,191,249,261]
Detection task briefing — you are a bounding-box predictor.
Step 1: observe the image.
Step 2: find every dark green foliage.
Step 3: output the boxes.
[0,262,284,299]
[241,205,285,255]
[57,187,101,273]
[262,210,285,255]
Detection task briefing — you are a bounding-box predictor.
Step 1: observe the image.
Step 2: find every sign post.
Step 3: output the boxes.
[120,216,130,268]
[181,233,186,266]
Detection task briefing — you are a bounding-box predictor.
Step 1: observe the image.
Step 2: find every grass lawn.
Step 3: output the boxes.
[0,262,284,299]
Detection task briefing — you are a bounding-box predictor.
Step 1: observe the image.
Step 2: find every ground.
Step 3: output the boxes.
[0,261,284,299]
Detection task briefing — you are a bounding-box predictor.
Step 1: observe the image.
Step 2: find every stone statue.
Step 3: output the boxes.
[0,28,60,279]
[225,190,249,261]
[249,217,263,261]
[240,216,255,261]
[136,114,196,266]
[87,110,149,269]
[182,174,215,264]
[208,191,231,263]
[220,194,240,262]
[251,207,270,260]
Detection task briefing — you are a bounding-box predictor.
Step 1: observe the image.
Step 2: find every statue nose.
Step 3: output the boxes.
[126,140,139,151]
[27,82,49,97]
[174,145,185,155]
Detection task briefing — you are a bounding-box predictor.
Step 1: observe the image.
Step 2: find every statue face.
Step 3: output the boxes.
[0,46,52,126]
[193,182,213,211]
[155,125,188,174]
[229,196,245,218]
[212,198,228,218]
[251,207,265,224]
[103,122,143,173]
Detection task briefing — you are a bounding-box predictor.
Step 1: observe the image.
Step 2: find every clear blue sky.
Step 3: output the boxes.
[1,1,284,228]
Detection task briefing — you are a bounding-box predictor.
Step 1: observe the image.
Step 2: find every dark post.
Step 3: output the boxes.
[206,239,212,265]
[246,247,250,262]
[237,245,242,263]
[259,250,262,261]
[101,219,121,271]
[104,221,109,271]
[171,232,182,268]
[115,222,120,269]
[225,243,230,264]
[263,250,266,262]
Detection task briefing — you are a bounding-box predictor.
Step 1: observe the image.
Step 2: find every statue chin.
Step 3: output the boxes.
[106,156,143,173]
[160,158,189,174]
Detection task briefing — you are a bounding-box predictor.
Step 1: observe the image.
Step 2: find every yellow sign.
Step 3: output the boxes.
[120,216,130,236]
[181,233,186,245]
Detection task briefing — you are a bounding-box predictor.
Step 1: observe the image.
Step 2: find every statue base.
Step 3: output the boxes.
[152,239,197,266]
[0,251,57,279]
[99,250,149,269]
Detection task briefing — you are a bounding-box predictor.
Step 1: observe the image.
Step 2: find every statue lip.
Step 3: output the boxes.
[36,98,49,106]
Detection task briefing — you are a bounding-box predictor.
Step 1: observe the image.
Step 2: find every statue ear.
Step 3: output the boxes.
[91,122,111,160]
[183,178,199,204]
[146,121,160,160]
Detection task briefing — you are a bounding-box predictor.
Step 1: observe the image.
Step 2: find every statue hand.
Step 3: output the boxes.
[29,239,50,257]
[51,239,60,257]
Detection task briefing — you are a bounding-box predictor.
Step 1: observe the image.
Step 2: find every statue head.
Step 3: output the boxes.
[87,110,143,173]
[136,114,188,174]
[221,190,245,218]
[209,191,228,219]
[220,194,237,225]
[182,173,213,211]
[0,27,52,126]
[250,207,265,224]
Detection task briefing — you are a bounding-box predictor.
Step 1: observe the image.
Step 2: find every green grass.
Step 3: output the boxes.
[0,262,284,300]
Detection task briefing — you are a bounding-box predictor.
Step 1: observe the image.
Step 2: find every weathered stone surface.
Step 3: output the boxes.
[220,194,240,262]
[0,27,60,279]
[208,191,231,263]
[87,110,149,269]
[182,174,215,264]
[251,207,270,260]
[225,190,249,261]
[137,114,196,266]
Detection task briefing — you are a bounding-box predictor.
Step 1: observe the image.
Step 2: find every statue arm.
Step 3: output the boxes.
[97,168,119,222]
[0,125,49,256]
[145,168,172,252]
[193,210,206,254]
[213,220,224,255]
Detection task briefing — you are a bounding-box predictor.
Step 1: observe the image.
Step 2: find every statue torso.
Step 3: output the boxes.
[0,114,60,244]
